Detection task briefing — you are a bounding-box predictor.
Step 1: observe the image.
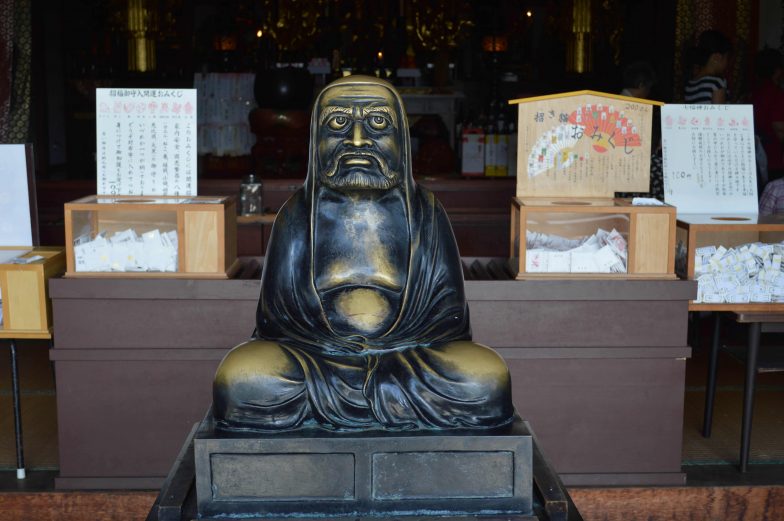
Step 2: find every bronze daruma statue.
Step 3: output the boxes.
[213,76,514,431]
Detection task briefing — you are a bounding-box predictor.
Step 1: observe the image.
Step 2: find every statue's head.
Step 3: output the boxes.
[313,76,405,193]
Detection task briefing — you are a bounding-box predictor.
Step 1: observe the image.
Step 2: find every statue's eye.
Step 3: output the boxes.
[368,115,389,130]
[328,115,349,130]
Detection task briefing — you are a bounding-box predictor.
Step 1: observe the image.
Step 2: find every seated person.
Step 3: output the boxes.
[752,48,784,183]
[621,61,656,99]
[616,61,663,201]
[684,30,732,104]
[213,76,514,432]
[759,177,784,215]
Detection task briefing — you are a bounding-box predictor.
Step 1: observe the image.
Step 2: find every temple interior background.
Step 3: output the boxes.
[2,3,784,519]
[7,0,778,257]
[23,0,780,179]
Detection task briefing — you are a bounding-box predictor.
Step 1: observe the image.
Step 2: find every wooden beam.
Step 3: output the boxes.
[570,486,784,521]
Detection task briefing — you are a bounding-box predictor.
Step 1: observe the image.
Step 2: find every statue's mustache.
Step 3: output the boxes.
[323,150,391,179]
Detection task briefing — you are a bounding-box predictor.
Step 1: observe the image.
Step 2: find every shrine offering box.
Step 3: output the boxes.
[508,91,675,279]
[511,198,675,278]
[676,214,784,310]
[0,144,66,338]
[0,248,65,338]
[63,195,239,279]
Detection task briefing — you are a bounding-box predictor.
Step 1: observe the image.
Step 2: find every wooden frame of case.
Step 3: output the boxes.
[677,214,784,311]
[507,91,675,279]
[63,195,239,279]
[511,197,676,279]
[0,247,65,339]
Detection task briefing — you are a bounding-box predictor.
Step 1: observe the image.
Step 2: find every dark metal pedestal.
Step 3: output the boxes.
[146,415,582,521]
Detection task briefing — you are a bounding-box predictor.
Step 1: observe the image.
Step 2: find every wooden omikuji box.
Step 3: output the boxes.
[508,90,675,279]
[0,247,65,339]
[64,195,238,279]
[511,198,676,279]
[676,214,784,311]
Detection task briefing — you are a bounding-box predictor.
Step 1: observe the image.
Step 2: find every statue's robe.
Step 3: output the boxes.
[213,77,514,432]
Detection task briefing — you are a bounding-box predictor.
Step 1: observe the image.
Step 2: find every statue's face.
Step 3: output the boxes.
[316,84,403,191]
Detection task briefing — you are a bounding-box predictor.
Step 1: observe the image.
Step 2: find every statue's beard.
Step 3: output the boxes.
[320,151,400,191]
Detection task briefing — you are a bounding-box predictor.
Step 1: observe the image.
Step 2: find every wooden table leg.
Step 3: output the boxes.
[740,322,761,473]
[9,339,26,479]
[702,312,721,437]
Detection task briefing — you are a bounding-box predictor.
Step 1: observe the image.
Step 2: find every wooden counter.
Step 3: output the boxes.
[49,260,695,489]
[37,177,515,257]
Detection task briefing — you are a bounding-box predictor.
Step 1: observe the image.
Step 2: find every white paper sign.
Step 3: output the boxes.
[0,144,33,246]
[96,88,197,196]
[662,104,757,213]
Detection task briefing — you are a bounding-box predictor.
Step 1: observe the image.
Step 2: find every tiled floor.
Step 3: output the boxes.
[0,341,58,472]
[682,316,784,470]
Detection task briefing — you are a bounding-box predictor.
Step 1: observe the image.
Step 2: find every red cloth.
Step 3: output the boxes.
[753,80,784,171]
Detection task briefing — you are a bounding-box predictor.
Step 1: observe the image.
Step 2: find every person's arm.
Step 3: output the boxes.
[772,121,784,144]
[759,183,778,215]
[711,87,727,104]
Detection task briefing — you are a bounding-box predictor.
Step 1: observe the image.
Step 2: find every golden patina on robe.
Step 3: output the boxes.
[213,76,514,432]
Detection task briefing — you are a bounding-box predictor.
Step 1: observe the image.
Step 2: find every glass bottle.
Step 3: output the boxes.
[239,173,263,215]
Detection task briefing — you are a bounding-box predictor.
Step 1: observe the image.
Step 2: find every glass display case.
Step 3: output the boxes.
[676,213,784,310]
[511,197,675,279]
[63,195,238,278]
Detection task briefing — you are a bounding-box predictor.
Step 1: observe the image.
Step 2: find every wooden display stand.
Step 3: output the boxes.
[508,91,674,279]
[0,247,65,339]
[64,195,239,279]
[677,213,784,311]
[511,198,675,279]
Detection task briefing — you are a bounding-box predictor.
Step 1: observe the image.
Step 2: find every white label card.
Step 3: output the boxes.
[662,104,757,213]
[96,88,197,196]
[0,144,33,246]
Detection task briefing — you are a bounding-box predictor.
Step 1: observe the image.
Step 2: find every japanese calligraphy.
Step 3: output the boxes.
[515,93,653,198]
[661,104,757,213]
[96,88,197,196]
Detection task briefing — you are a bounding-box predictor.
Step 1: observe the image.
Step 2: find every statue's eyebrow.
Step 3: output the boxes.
[320,106,352,125]
[362,105,397,126]
[319,102,398,127]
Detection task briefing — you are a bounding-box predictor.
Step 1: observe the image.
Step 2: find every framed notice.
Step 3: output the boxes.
[0,144,36,247]
[96,88,197,196]
[662,104,757,214]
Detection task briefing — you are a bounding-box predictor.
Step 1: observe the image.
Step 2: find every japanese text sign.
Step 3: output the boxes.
[96,88,197,196]
[662,104,757,214]
[510,91,659,198]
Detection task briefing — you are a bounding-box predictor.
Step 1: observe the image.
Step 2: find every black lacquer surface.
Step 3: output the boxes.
[213,76,514,432]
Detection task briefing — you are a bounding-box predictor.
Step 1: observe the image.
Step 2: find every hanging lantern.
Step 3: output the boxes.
[567,0,592,73]
[482,35,508,53]
[126,0,159,72]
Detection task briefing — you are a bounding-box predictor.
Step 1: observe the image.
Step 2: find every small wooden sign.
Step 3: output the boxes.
[509,91,662,198]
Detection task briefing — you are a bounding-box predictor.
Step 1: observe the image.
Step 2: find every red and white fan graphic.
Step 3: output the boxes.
[568,103,641,154]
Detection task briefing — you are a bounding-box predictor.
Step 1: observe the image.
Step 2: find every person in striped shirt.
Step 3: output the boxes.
[684,30,732,104]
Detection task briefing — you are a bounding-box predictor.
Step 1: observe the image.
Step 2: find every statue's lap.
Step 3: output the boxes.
[213,339,511,431]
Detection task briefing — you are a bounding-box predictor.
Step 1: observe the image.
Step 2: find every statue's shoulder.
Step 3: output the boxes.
[272,188,307,223]
[413,184,446,214]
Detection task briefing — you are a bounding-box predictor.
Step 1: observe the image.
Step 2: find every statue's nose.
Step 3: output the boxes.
[346,121,372,147]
